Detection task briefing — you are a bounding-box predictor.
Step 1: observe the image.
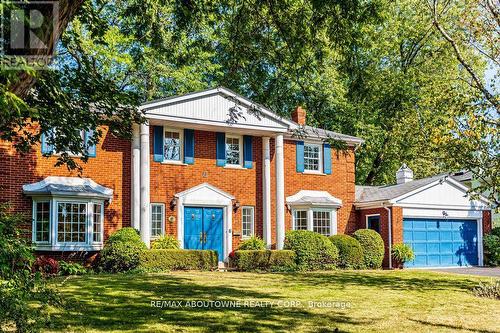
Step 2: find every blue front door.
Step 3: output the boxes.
[184,207,224,261]
[403,218,478,267]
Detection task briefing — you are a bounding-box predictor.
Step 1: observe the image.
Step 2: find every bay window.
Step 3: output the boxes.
[34,201,50,243]
[292,208,336,236]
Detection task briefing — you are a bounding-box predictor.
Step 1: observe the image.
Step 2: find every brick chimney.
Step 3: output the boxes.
[292,106,306,125]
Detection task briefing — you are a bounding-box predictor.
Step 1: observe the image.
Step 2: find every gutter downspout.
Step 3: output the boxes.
[383,205,392,269]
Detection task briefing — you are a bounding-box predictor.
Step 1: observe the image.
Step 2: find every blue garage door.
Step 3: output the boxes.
[403,218,478,267]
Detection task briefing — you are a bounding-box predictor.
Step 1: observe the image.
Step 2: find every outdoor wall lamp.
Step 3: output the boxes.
[170,197,178,211]
[232,200,240,212]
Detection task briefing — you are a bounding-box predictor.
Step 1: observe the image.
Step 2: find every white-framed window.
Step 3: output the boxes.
[225,135,242,166]
[164,128,183,161]
[150,203,165,238]
[304,143,322,172]
[31,198,105,250]
[57,202,87,243]
[292,208,336,236]
[313,210,331,236]
[34,201,50,243]
[242,206,254,238]
[93,203,103,243]
[293,210,308,230]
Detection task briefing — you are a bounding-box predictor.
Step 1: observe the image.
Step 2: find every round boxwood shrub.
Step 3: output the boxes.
[238,236,266,250]
[99,228,147,273]
[152,235,180,249]
[329,235,364,269]
[284,230,339,270]
[353,229,385,269]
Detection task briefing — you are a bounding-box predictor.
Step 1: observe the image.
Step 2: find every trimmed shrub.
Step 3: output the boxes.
[238,237,266,250]
[391,243,415,268]
[139,249,218,271]
[329,235,364,269]
[484,234,500,266]
[491,226,500,238]
[32,256,59,276]
[59,261,87,276]
[353,229,385,269]
[232,250,296,271]
[284,230,339,270]
[152,235,180,249]
[99,227,147,273]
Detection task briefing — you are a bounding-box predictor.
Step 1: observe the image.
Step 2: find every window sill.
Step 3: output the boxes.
[224,164,245,170]
[303,170,326,176]
[33,243,103,251]
[161,160,188,166]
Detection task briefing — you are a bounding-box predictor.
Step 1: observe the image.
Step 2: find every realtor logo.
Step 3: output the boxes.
[1,1,59,69]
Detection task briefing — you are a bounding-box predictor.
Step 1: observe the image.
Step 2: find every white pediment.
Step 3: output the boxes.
[394,178,489,210]
[141,87,293,132]
[175,183,234,206]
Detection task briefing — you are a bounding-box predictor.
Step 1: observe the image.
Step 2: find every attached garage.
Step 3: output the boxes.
[355,165,491,268]
[403,218,478,267]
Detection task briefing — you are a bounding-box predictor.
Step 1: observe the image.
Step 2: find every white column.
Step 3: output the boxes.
[262,137,272,248]
[275,133,285,249]
[140,121,151,248]
[131,123,141,231]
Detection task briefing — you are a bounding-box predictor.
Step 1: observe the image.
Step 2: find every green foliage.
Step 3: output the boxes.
[99,228,147,273]
[391,243,415,267]
[483,234,500,267]
[353,229,385,269]
[139,250,218,271]
[32,256,59,276]
[151,235,180,250]
[284,230,339,270]
[59,261,87,276]
[238,237,266,250]
[491,227,500,238]
[232,250,296,272]
[472,280,500,300]
[329,235,365,269]
[0,205,62,332]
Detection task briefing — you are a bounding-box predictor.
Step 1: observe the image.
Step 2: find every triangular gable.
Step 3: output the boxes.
[392,177,490,209]
[140,87,294,132]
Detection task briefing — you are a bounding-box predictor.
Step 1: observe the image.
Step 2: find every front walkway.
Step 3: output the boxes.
[427,267,500,277]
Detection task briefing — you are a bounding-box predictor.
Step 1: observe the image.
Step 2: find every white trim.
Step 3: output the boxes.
[163,126,184,162]
[175,183,233,262]
[291,207,337,237]
[303,142,323,173]
[365,214,381,230]
[286,190,342,208]
[225,134,243,167]
[150,203,166,239]
[241,206,255,239]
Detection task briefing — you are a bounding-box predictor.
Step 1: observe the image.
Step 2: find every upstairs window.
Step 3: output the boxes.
[225,135,242,166]
[304,143,321,172]
[164,129,182,161]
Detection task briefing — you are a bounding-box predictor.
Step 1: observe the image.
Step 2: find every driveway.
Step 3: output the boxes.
[427,267,500,278]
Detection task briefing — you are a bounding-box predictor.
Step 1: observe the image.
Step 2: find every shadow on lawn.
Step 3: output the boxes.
[51,274,370,332]
[276,270,478,293]
[409,319,498,333]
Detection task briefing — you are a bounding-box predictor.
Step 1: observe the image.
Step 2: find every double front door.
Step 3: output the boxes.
[184,207,223,261]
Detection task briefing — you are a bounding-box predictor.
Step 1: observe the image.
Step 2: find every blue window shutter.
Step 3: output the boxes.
[153,126,164,162]
[40,131,54,155]
[243,135,253,168]
[183,129,195,164]
[85,130,96,157]
[323,143,332,175]
[216,132,226,167]
[296,141,304,173]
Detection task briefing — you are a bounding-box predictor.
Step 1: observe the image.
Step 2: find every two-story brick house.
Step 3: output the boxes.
[1,87,492,267]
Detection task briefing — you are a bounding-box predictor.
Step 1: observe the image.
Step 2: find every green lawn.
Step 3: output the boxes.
[49,270,500,333]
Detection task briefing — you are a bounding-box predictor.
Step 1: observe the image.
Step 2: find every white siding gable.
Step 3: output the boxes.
[142,89,291,132]
[395,179,489,210]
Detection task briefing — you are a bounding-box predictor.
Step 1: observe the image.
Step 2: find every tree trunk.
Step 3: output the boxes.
[9,0,84,98]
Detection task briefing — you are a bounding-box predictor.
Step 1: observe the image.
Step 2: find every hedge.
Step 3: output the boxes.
[238,237,266,250]
[99,228,147,273]
[139,249,218,271]
[284,230,339,270]
[329,234,364,269]
[353,229,385,269]
[232,250,296,271]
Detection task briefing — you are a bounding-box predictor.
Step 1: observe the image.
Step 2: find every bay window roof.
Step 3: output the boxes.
[286,190,342,207]
[23,176,113,201]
